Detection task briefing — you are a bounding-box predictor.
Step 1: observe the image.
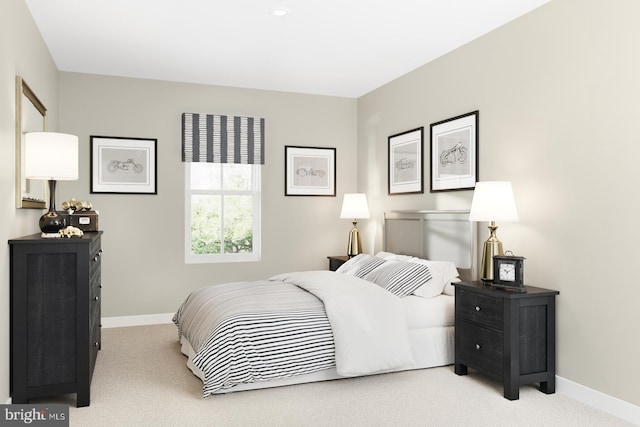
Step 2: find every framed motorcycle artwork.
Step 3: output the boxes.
[90,135,157,194]
[388,127,424,195]
[429,110,479,192]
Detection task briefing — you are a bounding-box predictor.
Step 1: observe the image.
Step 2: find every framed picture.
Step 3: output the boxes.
[90,136,157,194]
[285,146,336,196]
[388,127,424,195]
[430,111,478,192]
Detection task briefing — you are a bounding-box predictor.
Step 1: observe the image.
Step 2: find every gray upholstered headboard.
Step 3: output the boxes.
[383,210,477,281]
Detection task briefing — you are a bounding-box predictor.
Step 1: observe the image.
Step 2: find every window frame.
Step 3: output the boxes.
[184,162,261,264]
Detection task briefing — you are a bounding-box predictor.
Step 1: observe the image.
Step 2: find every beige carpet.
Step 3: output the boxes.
[37,324,633,427]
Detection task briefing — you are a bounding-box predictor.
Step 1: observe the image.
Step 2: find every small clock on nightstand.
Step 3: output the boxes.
[492,253,525,292]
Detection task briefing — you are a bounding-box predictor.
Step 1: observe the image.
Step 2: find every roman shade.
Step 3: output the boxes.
[182,113,265,164]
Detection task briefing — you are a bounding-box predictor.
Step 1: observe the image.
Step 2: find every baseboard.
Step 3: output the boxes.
[100,313,638,425]
[557,376,639,425]
[101,313,174,328]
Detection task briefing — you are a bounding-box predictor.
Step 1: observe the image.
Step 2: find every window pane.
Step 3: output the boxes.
[223,164,252,191]
[191,163,221,190]
[191,195,221,254]
[224,195,253,253]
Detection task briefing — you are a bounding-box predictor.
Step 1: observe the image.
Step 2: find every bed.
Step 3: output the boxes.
[173,210,477,397]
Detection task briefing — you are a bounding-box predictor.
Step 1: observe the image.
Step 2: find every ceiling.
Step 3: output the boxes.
[25,0,550,98]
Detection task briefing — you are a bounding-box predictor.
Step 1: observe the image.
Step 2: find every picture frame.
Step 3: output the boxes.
[430,111,478,192]
[90,136,157,194]
[285,146,336,196]
[388,127,424,195]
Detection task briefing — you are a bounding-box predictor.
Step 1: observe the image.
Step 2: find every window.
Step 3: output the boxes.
[185,162,261,263]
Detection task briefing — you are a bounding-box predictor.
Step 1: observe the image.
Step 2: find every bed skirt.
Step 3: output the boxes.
[179,325,454,394]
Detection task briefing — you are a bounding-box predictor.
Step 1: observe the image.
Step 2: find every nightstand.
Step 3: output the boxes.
[327,255,349,271]
[453,281,559,400]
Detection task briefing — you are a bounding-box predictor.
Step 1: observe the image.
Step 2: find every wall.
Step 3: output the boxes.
[1,0,61,404]
[58,73,357,317]
[358,0,639,407]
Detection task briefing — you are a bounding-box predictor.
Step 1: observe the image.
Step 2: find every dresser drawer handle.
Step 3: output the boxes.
[93,296,99,301]
[93,256,99,262]
[94,342,99,348]
[475,344,481,350]
[475,306,481,312]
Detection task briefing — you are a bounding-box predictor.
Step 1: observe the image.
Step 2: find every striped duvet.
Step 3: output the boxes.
[173,271,413,397]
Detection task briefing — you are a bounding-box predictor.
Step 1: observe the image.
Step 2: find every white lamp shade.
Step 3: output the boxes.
[24,132,79,180]
[340,193,370,219]
[469,181,519,222]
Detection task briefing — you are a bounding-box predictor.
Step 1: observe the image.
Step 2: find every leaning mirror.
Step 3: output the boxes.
[16,76,47,209]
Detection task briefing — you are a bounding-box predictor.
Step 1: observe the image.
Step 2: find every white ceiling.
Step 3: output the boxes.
[25,0,550,98]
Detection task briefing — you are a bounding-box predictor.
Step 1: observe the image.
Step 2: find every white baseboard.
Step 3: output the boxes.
[557,376,639,425]
[101,313,174,328]
[101,313,639,425]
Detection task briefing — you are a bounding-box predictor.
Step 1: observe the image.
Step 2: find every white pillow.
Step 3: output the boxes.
[408,259,460,298]
[363,260,432,297]
[443,277,461,296]
[374,251,415,261]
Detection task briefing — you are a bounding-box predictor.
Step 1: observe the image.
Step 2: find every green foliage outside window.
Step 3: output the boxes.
[191,195,253,254]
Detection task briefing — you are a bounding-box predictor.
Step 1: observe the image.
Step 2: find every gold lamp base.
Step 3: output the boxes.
[479,221,504,282]
[346,220,363,257]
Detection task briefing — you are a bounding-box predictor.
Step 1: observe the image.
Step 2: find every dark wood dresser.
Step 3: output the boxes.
[9,231,103,407]
[453,281,559,400]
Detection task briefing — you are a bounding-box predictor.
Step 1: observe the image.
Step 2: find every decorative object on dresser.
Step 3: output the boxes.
[492,251,525,292]
[9,231,103,407]
[388,127,424,195]
[430,110,478,192]
[453,281,559,400]
[468,181,519,281]
[339,193,370,257]
[24,132,79,236]
[327,255,349,271]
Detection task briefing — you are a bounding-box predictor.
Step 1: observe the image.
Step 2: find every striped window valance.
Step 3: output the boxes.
[182,113,265,164]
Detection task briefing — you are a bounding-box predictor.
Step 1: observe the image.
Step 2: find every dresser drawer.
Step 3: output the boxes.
[457,289,502,329]
[457,320,503,378]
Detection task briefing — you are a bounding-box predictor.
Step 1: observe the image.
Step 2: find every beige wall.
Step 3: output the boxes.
[58,73,357,317]
[358,0,639,406]
[1,0,60,404]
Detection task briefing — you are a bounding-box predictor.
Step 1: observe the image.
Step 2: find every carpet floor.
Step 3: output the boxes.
[34,324,634,426]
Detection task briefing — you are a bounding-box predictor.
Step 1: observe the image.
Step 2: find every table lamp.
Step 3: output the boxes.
[340,193,370,257]
[24,132,79,236]
[468,181,519,281]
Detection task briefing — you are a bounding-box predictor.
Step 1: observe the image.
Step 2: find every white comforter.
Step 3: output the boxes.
[271,271,415,376]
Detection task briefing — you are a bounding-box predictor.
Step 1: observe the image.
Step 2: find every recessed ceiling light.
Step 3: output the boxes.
[271,7,291,18]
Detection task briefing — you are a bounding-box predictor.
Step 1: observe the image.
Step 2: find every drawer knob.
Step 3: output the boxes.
[93,256,99,262]
[475,306,481,312]
[475,344,481,350]
[94,342,99,347]
[93,296,99,301]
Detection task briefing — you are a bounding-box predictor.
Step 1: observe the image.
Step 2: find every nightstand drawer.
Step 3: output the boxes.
[457,320,503,377]
[457,289,502,329]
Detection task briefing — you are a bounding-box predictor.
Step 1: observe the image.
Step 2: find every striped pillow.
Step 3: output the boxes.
[351,257,387,278]
[363,261,432,297]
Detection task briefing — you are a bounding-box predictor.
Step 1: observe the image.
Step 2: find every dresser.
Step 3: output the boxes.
[453,281,558,400]
[9,231,103,407]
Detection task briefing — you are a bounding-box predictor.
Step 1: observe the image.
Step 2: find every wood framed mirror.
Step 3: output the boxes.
[16,76,47,209]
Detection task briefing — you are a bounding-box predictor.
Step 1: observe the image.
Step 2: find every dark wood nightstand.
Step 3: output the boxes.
[453,281,559,400]
[327,255,349,271]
